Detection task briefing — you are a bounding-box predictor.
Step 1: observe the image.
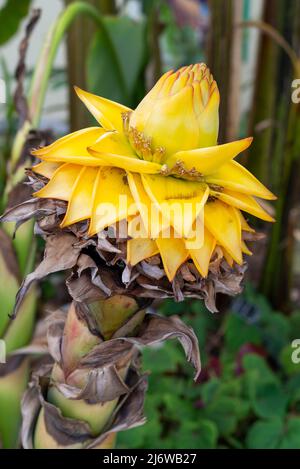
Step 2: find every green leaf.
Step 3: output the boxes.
[242,354,278,385]
[0,358,30,448]
[162,393,195,421]
[4,285,37,353]
[178,420,218,449]
[12,220,36,276]
[261,312,290,357]
[243,283,273,318]
[0,0,32,45]
[0,229,19,337]
[87,16,146,106]
[246,418,283,449]
[188,310,218,348]
[285,374,300,403]
[279,418,300,449]
[224,314,262,354]
[159,298,188,316]
[247,417,300,449]
[250,382,288,419]
[143,341,186,375]
[152,376,187,395]
[203,396,239,436]
[199,378,220,404]
[117,417,161,449]
[280,343,300,376]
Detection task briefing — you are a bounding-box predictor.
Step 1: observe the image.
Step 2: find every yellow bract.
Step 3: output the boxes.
[31,63,276,282]
[129,64,220,155]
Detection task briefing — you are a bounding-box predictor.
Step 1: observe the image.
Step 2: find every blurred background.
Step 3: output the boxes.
[0,0,300,449]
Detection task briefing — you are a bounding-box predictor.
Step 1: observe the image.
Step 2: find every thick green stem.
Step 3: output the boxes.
[34,296,147,449]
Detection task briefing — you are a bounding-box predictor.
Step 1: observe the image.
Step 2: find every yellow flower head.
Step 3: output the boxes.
[31,63,276,282]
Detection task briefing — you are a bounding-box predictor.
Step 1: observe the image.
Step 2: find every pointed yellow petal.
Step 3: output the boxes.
[91,131,135,156]
[74,86,132,133]
[88,147,161,174]
[242,240,252,256]
[221,247,234,267]
[89,167,137,236]
[127,70,173,131]
[210,189,275,222]
[156,232,189,281]
[40,154,108,166]
[238,211,255,233]
[127,173,169,238]
[164,137,252,176]
[32,127,109,167]
[159,70,181,96]
[207,160,276,200]
[31,161,61,178]
[127,238,159,266]
[188,228,216,277]
[127,214,149,238]
[31,127,105,158]
[130,85,201,156]
[60,167,98,227]
[171,70,190,94]
[204,200,243,264]
[196,85,220,148]
[142,174,209,237]
[34,164,81,201]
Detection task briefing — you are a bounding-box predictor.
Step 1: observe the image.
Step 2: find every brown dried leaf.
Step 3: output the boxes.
[82,313,201,380]
[21,365,147,448]
[80,340,134,369]
[43,400,92,447]
[12,233,81,318]
[87,372,148,448]
[138,261,165,279]
[56,366,129,403]
[180,263,197,282]
[243,231,266,242]
[213,264,246,296]
[14,9,41,124]
[0,198,56,230]
[21,364,52,449]
[66,272,107,304]
[46,309,66,364]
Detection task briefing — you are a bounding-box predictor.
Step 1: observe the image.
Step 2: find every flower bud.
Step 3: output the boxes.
[129,63,220,157]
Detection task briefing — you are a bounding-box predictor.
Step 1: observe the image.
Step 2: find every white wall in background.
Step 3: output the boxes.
[0,0,68,131]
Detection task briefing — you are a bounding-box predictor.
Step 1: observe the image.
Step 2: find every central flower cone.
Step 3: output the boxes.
[31,63,276,282]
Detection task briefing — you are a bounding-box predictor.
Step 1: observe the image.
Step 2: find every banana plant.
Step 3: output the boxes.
[3,60,276,448]
[0,0,148,448]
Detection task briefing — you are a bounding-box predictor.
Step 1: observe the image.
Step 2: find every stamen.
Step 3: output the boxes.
[152,146,166,163]
[122,115,167,164]
[127,127,153,161]
[121,111,131,136]
[161,161,204,182]
[208,184,224,192]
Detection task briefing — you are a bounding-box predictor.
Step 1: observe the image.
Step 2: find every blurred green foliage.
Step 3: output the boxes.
[0,0,32,46]
[118,288,300,449]
[159,1,204,70]
[87,15,147,106]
